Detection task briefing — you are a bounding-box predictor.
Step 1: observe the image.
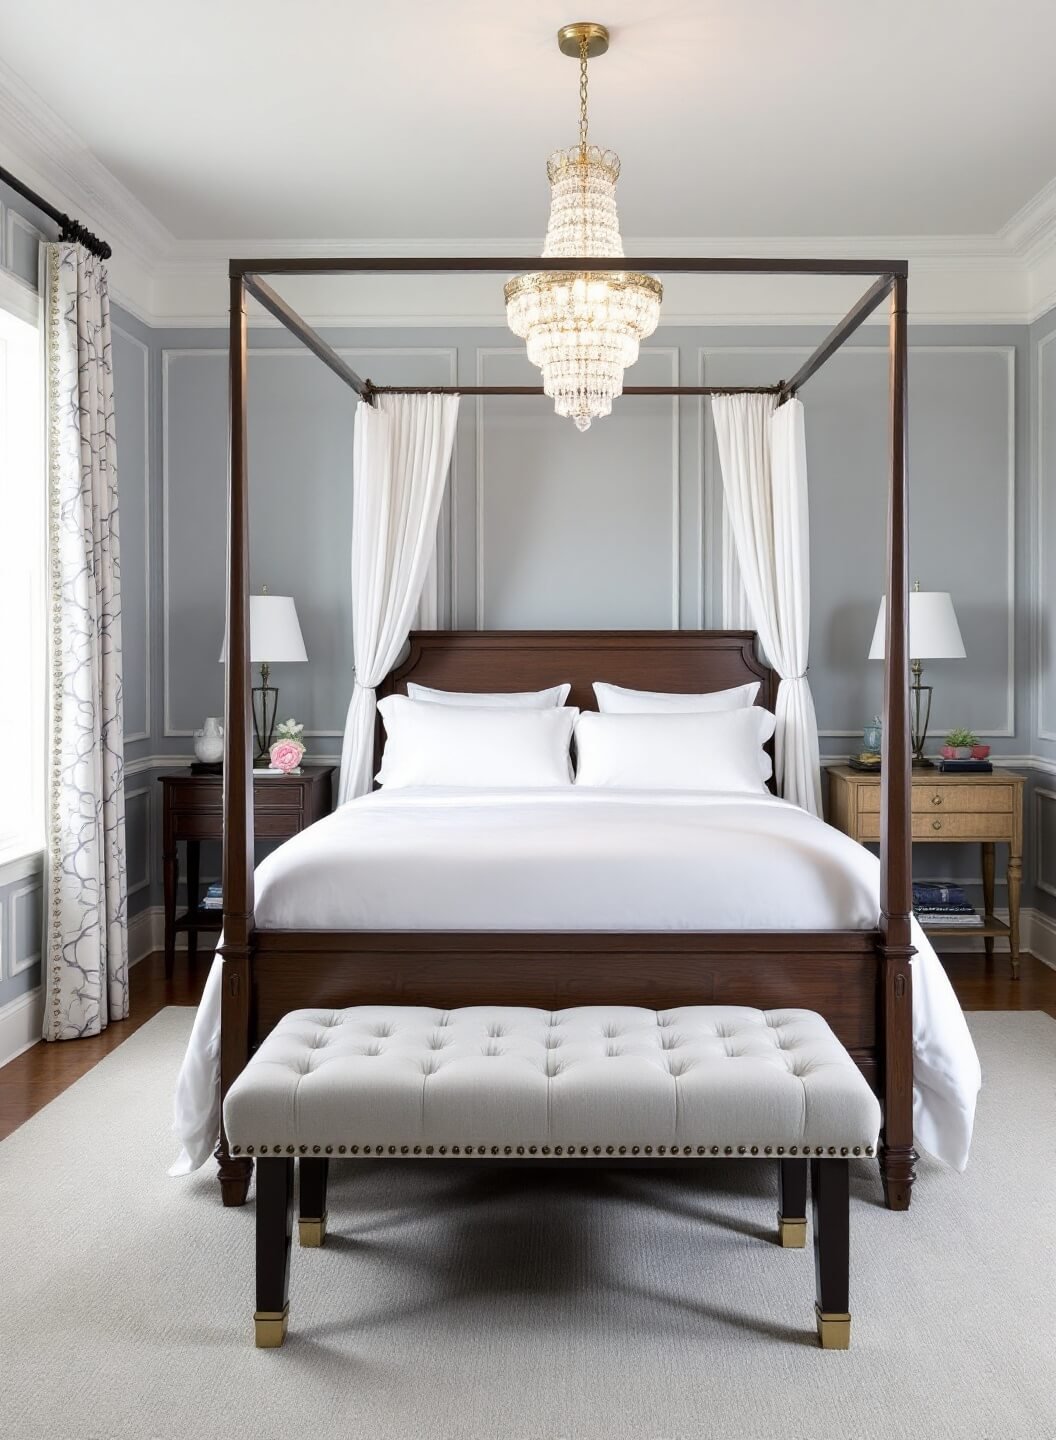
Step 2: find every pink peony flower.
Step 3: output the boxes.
[269,739,305,773]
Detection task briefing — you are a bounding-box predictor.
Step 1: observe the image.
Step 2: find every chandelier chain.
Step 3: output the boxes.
[579,35,589,154]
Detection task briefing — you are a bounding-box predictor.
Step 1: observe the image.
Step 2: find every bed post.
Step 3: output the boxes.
[215,268,257,1206]
[878,271,917,1211]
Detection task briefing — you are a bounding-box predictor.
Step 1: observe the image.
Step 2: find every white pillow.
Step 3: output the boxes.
[593,680,761,713]
[406,682,571,708]
[573,708,776,793]
[376,696,578,788]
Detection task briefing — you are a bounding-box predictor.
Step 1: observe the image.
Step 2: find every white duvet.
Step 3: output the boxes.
[172,787,981,1174]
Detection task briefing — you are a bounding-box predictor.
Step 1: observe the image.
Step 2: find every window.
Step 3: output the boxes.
[0,272,44,861]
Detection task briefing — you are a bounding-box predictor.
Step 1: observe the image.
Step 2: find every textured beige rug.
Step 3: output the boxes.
[0,1008,1052,1440]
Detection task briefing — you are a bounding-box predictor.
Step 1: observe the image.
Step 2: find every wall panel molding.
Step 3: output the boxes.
[700,342,1016,738]
[125,786,152,898]
[161,343,457,738]
[1037,330,1056,742]
[113,323,152,742]
[1036,788,1056,900]
[473,346,680,629]
[7,880,42,976]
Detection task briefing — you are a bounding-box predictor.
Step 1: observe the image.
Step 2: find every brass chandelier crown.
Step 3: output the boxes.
[504,21,663,431]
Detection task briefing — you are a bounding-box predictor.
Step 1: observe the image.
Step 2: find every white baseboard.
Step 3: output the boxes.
[0,986,44,1067]
[127,904,213,966]
[0,909,210,1070]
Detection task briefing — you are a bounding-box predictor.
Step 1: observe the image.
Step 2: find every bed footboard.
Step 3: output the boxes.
[215,928,913,1208]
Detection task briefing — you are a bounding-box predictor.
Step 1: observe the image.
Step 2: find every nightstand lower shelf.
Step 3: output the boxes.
[175,909,225,932]
[919,914,1010,940]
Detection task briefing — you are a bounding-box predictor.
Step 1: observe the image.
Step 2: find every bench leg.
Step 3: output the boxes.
[778,1158,808,1247]
[298,1158,329,1247]
[812,1158,851,1349]
[255,1157,294,1348]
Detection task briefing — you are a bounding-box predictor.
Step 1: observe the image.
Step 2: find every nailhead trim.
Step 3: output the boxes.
[235,1138,880,1158]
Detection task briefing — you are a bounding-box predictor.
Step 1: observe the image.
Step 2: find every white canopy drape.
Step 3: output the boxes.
[337,392,459,805]
[712,393,822,816]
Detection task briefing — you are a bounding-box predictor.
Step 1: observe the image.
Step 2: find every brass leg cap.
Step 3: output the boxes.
[778,1215,807,1248]
[254,1305,289,1348]
[298,1213,327,1247]
[815,1305,851,1350]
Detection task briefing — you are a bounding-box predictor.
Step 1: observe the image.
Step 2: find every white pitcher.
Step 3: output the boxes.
[194,716,224,764]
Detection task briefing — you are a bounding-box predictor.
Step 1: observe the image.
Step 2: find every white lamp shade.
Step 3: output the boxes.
[868,591,966,661]
[218,595,308,664]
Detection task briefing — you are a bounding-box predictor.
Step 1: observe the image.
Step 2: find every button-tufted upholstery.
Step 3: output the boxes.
[225,1005,881,1159]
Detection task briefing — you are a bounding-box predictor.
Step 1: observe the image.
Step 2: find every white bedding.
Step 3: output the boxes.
[172,787,980,1174]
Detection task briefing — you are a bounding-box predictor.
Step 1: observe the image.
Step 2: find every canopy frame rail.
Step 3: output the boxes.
[220,253,916,1210]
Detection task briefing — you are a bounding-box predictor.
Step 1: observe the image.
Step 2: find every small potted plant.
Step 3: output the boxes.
[269,717,306,773]
[942,727,978,761]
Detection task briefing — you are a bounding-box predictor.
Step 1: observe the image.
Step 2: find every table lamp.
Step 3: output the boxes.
[868,584,965,767]
[220,589,308,765]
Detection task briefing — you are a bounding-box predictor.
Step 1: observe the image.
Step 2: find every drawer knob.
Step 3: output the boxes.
[931,818,942,831]
[930,793,943,806]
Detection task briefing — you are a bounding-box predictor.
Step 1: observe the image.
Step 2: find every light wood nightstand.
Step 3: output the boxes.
[827,765,1026,977]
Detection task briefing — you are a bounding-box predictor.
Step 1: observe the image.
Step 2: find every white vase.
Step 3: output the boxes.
[194,717,224,764]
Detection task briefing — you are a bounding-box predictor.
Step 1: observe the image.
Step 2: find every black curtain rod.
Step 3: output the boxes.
[0,164,112,260]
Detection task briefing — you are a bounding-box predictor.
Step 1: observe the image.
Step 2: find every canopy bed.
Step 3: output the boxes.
[183,246,956,1222]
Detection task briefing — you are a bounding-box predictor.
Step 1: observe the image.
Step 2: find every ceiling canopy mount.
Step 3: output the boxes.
[556,21,610,59]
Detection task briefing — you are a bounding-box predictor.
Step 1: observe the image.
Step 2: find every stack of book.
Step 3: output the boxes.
[200,883,223,912]
[937,757,992,774]
[913,882,981,928]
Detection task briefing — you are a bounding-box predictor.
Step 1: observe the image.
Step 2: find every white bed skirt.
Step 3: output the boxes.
[171,788,981,1174]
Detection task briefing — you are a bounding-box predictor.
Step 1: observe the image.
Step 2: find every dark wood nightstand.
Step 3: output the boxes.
[158,765,335,977]
[827,764,1025,977]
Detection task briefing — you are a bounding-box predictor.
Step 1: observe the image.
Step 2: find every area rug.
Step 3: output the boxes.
[0,1008,1052,1440]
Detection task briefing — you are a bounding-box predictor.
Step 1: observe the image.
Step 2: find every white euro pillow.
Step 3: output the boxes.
[573,708,776,793]
[376,696,578,788]
[593,679,761,713]
[406,682,571,708]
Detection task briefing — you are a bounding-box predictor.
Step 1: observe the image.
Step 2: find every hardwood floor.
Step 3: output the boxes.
[1,949,1053,1144]
[0,953,207,1142]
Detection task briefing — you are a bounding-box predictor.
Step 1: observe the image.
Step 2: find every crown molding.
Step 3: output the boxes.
[0,57,174,318]
[1000,175,1056,262]
[1,58,1055,327]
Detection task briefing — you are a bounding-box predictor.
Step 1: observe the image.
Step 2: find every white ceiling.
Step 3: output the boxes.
[3,0,1056,244]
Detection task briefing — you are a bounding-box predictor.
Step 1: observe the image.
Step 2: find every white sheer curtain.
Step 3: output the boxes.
[43,243,129,1038]
[712,393,822,816]
[338,392,459,805]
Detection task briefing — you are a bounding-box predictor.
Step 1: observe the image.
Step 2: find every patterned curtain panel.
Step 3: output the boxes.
[43,243,128,1040]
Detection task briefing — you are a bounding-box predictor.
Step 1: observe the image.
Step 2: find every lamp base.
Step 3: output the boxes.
[911,756,936,769]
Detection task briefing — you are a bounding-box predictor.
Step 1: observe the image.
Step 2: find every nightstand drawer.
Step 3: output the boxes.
[170,810,225,841]
[858,811,1012,841]
[859,783,1014,815]
[252,783,306,810]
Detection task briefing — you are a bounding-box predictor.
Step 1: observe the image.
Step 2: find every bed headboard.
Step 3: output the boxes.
[377,630,778,782]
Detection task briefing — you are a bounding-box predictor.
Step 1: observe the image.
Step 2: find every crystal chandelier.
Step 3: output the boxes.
[504,22,662,431]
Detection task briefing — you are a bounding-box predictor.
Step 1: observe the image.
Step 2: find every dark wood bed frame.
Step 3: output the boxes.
[218,257,915,1212]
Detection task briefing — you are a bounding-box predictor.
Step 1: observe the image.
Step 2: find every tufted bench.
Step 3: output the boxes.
[224,1004,881,1350]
